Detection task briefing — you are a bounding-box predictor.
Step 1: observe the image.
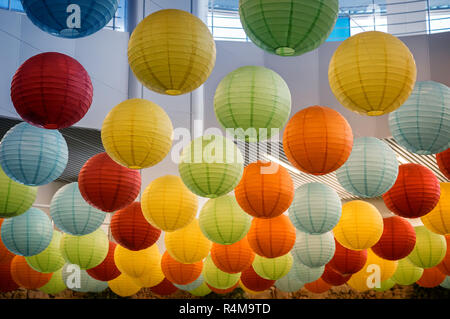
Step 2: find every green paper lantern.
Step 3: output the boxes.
[275,261,304,293]
[39,268,66,295]
[203,255,241,290]
[293,262,324,284]
[239,0,339,56]
[391,258,424,286]
[407,226,447,269]
[214,66,291,141]
[61,263,108,293]
[189,281,212,297]
[374,278,396,292]
[252,253,293,280]
[26,230,65,273]
[179,135,244,198]
[291,231,335,268]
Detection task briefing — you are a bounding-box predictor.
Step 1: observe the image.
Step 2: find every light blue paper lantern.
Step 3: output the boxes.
[0,207,53,256]
[441,276,450,289]
[61,263,108,293]
[389,81,450,155]
[288,183,341,234]
[0,122,68,186]
[50,182,106,236]
[174,274,204,291]
[292,262,324,284]
[336,137,399,198]
[275,261,304,293]
[291,231,335,268]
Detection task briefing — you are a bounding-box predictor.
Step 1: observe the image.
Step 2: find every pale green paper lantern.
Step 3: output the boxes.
[391,258,424,286]
[39,268,66,295]
[407,226,447,269]
[293,262,324,284]
[174,274,204,291]
[61,263,108,293]
[252,253,293,280]
[26,230,65,273]
[275,261,304,293]
[291,231,335,268]
[441,276,450,289]
[203,255,240,290]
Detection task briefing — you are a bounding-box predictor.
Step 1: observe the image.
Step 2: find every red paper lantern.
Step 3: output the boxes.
[10,256,52,289]
[436,148,450,179]
[322,264,351,286]
[87,242,121,282]
[382,164,441,218]
[416,267,446,288]
[437,235,450,276]
[328,240,368,275]
[111,202,161,251]
[161,251,203,285]
[207,282,239,294]
[240,266,275,292]
[210,237,255,274]
[150,278,178,296]
[304,278,332,294]
[10,52,93,129]
[0,260,19,293]
[79,153,141,212]
[0,219,15,264]
[371,216,416,260]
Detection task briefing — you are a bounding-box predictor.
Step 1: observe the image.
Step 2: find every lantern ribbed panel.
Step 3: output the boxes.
[211,238,255,274]
[437,148,450,179]
[421,183,450,235]
[199,195,251,245]
[0,168,36,218]
[128,9,216,95]
[61,263,108,293]
[161,252,203,286]
[207,282,239,294]
[274,262,304,293]
[389,81,450,155]
[240,266,275,292]
[235,161,294,219]
[328,240,368,275]
[108,273,141,297]
[391,258,424,286]
[0,122,68,186]
[239,0,339,56]
[441,276,450,289]
[288,183,341,234]
[86,242,121,282]
[252,253,293,280]
[0,260,19,293]
[292,231,335,268]
[291,262,324,284]
[417,267,446,288]
[189,282,212,297]
[39,268,66,295]
[11,52,93,129]
[214,66,291,141]
[437,235,450,275]
[304,278,331,294]
[150,278,178,296]
[203,255,241,290]
[179,135,244,198]
[174,274,204,291]
[25,231,64,273]
[374,279,396,292]
[10,256,52,289]
[321,265,351,286]
[50,183,106,236]
[101,99,173,169]
[328,31,417,116]
[0,220,14,264]
[336,137,399,198]
[1,207,53,257]
[114,244,161,280]
[283,106,353,175]
[407,226,447,269]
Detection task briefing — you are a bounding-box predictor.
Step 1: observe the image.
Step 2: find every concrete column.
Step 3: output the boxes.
[387,0,428,36]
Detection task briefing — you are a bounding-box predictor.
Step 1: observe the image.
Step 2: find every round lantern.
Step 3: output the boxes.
[292,231,335,268]
[0,220,14,264]
[283,106,353,175]
[174,274,204,291]
[25,230,64,273]
[391,258,424,286]
[189,282,212,297]
[240,266,275,292]
[203,256,240,290]
[0,167,36,218]
[389,81,450,155]
[437,148,450,179]
[61,263,108,293]
[214,66,291,141]
[333,200,383,250]
[235,161,294,219]
[274,262,304,293]
[293,263,324,284]
[101,99,173,169]
[321,265,351,286]
[407,226,446,269]
[11,52,93,129]
[441,276,450,289]
[437,235,450,275]
[39,268,66,295]
[0,260,19,293]
[252,253,293,280]
[336,137,399,198]
[114,244,162,280]
[421,183,450,235]
[141,175,198,232]
[132,251,164,289]
[50,182,106,236]
[328,240,368,275]
[60,228,109,270]
[371,216,416,260]
[78,153,141,212]
[165,219,212,264]
[128,9,215,95]
[161,252,202,286]
[288,183,341,235]
[108,273,141,297]
[239,0,338,57]
[199,195,251,245]
[304,278,332,294]
[1,207,53,256]
[210,237,255,274]
[86,242,121,282]
[0,122,68,186]
[179,135,244,198]
[329,31,417,116]
[247,214,296,258]
[240,279,266,295]
[10,256,52,289]
[150,278,178,296]
[374,279,396,292]
[207,282,239,294]
[417,267,446,288]
[20,0,119,38]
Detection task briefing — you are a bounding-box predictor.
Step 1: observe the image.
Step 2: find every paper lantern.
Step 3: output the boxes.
[189,282,212,297]
[336,137,399,198]
[239,0,338,56]
[0,220,14,264]
[274,262,304,293]
[371,216,416,260]
[150,278,178,296]
[407,226,446,269]
[304,278,331,294]
[0,168,36,218]
[179,135,244,198]
[132,251,164,289]
[11,52,93,129]
[437,148,450,179]
[108,273,141,298]
[239,279,266,295]
[60,228,109,270]
[203,256,240,290]
[441,276,450,289]
[128,9,216,95]
[292,231,335,268]
[328,240,368,275]
[283,106,353,175]
[0,122,68,186]
[174,274,204,291]
[199,195,251,245]
[421,183,450,235]
[0,260,19,293]
[240,266,275,292]
[210,237,255,274]
[329,31,417,116]
[389,81,450,155]
[288,183,341,235]
[101,99,173,169]
[417,267,446,288]
[78,153,141,212]
[333,201,383,250]
[86,242,121,282]
[214,66,291,141]
[39,268,66,295]
[383,164,440,218]
[165,219,212,264]
[207,282,239,294]
[161,252,202,286]
[374,279,396,292]
[50,182,106,236]
[321,265,351,286]
[235,161,294,219]
[114,244,161,280]
[391,258,424,286]
[437,235,450,275]
[247,214,296,258]
[1,207,53,257]
[61,263,108,293]
[10,256,52,289]
[25,231,64,273]
[252,253,293,280]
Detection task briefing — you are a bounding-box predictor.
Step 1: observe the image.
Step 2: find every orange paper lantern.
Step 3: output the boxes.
[437,235,450,275]
[240,266,275,292]
[416,267,446,288]
[10,256,52,289]
[161,251,203,286]
[0,260,19,292]
[211,237,255,274]
[150,277,178,296]
[304,277,332,294]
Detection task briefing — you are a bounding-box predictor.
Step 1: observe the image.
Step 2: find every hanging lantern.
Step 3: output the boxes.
[437,148,450,179]
[179,135,244,198]
[0,122,68,186]
[108,273,141,297]
[289,183,341,235]
[0,168,36,218]
[416,267,446,288]
[374,279,396,292]
[189,282,212,297]
[240,279,266,295]
[240,266,275,292]
[292,231,335,268]
[437,235,450,275]
[292,263,324,284]
[174,274,204,292]
[11,52,93,129]
[389,81,450,155]
[252,253,293,280]
[304,278,332,294]
[283,106,353,175]
[132,251,164,289]
[0,219,14,264]
[101,99,173,169]
[214,66,291,141]
[407,226,446,269]
[207,282,239,295]
[86,242,121,282]
[0,260,19,293]
[336,137,399,198]
[39,268,66,295]
[114,244,162,281]
[10,256,52,289]
[329,31,417,116]
[150,278,178,296]
[328,240,368,275]
[235,161,294,219]
[203,255,241,290]
[441,277,450,289]
[161,252,203,286]
[391,258,424,286]
[25,231,65,273]
[61,263,108,293]
[128,9,216,95]
[421,183,450,235]
[210,237,255,274]
[274,262,305,293]
[321,265,351,286]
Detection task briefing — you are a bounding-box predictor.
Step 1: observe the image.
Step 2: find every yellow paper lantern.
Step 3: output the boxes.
[101,99,173,169]
[421,183,450,235]
[128,9,216,96]
[133,252,165,288]
[329,31,417,116]
[108,273,142,297]
[114,244,162,280]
